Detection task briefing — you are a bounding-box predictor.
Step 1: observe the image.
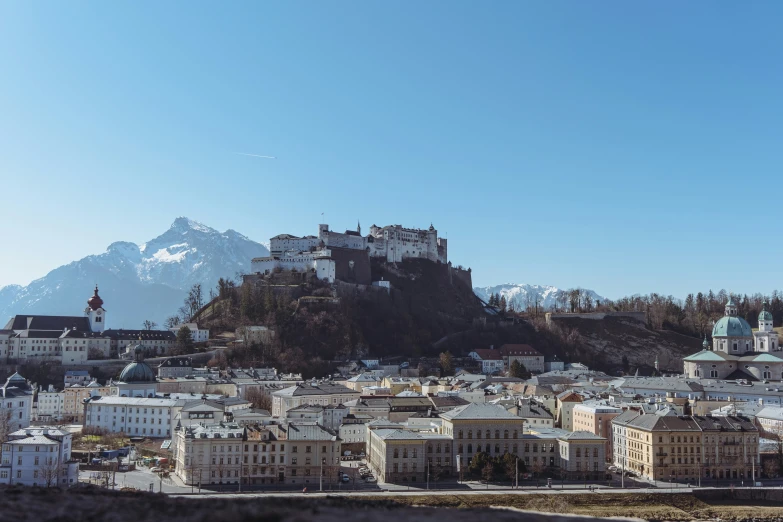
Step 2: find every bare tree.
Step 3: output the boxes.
[245,387,273,411]
[142,320,158,331]
[0,410,12,454]
[164,315,181,329]
[482,461,494,484]
[38,455,60,487]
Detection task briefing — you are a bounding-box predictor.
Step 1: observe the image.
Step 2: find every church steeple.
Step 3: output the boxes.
[85,285,106,333]
[357,220,361,235]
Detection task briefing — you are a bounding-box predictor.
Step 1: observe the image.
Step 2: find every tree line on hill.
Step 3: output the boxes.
[504,287,783,340]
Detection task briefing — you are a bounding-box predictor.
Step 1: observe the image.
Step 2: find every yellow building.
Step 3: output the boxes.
[613,412,759,483]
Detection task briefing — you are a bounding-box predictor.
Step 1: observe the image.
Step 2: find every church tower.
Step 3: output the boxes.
[357,220,361,236]
[85,285,106,333]
[754,300,779,352]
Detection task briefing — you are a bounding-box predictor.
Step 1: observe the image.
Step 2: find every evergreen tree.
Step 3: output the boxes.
[175,325,195,355]
[439,351,454,375]
[499,295,507,313]
[509,360,530,379]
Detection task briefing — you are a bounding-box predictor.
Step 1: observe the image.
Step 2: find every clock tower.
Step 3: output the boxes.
[85,285,106,333]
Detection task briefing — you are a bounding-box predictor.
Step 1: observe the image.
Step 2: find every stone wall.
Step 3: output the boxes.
[545,312,647,326]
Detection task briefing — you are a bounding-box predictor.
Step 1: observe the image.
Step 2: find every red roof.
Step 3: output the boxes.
[87,286,104,311]
[499,344,541,357]
[470,349,503,361]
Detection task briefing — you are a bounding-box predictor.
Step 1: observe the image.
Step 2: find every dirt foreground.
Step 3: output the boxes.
[384,491,783,521]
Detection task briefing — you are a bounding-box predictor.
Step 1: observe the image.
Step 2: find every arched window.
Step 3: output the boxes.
[486,430,491,439]
[533,443,538,453]
[576,448,581,457]
[445,444,450,453]
[468,430,473,439]
[513,430,518,439]
[428,445,433,453]
[593,448,598,457]
[504,430,509,439]
[458,430,463,439]
[467,444,473,454]
[394,449,399,458]
[403,449,408,458]
[495,444,500,454]
[495,430,500,439]
[458,444,463,454]
[513,444,518,454]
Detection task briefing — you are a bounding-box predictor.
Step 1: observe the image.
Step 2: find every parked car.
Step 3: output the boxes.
[150,467,162,473]
[365,476,377,483]
[342,475,350,483]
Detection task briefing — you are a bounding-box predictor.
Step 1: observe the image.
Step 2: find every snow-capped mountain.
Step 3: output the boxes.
[474,283,607,311]
[0,218,269,328]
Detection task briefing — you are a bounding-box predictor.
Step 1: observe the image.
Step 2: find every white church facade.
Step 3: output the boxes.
[684,297,783,381]
[1,286,175,365]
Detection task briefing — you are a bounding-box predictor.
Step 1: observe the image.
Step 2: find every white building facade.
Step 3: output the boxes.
[0,427,78,487]
[83,397,176,438]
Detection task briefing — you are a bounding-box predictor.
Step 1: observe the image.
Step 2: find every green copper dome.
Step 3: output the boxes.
[712,315,753,338]
[759,301,773,322]
[118,343,155,383]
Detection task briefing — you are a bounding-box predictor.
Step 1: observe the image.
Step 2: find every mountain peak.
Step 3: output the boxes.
[170,217,216,234]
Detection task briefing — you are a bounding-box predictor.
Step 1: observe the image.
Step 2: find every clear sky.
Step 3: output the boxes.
[1,2,781,299]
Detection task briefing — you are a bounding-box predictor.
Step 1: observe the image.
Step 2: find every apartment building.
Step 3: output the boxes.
[572,402,622,458]
[285,423,340,486]
[557,431,607,480]
[0,427,79,487]
[612,412,759,482]
[271,382,360,417]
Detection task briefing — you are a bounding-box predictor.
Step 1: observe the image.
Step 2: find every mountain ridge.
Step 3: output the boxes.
[474,283,607,311]
[0,218,269,329]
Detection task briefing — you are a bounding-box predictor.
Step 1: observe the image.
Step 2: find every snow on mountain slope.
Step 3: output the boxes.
[0,218,269,328]
[474,283,607,311]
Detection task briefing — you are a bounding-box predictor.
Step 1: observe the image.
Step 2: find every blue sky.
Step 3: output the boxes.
[1,2,781,299]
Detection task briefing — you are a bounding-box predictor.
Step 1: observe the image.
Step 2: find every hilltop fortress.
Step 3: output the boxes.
[251,222,449,284]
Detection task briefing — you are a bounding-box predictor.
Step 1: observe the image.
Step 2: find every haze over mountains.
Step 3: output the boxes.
[473,284,607,312]
[0,218,269,329]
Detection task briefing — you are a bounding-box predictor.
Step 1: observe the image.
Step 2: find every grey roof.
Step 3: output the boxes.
[104,329,176,341]
[440,403,521,421]
[757,407,783,421]
[274,382,358,397]
[558,430,606,441]
[5,315,91,331]
[185,423,245,439]
[285,423,337,441]
[517,401,553,420]
[6,435,59,445]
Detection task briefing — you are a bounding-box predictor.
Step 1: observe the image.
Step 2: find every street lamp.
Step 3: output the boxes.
[320,457,325,492]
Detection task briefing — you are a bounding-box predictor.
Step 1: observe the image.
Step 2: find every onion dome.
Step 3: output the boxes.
[87,285,104,311]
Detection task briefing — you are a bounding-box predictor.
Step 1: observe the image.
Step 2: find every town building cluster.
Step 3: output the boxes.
[1,295,783,489]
